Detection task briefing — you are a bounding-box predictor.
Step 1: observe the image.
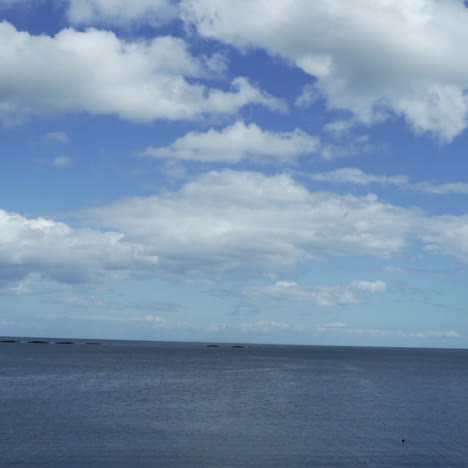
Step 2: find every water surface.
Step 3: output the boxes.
[1,340,467,467]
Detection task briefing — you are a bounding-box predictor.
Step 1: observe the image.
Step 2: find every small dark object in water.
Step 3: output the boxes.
[28,340,49,344]
[206,344,221,348]
[85,342,100,345]
[231,345,245,348]
[0,339,19,343]
[55,341,75,345]
[401,439,405,443]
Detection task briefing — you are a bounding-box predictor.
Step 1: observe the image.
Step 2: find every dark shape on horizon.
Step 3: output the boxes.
[55,341,75,345]
[206,344,221,348]
[28,340,49,344]
[401,439,405,443]
[0,339,19,343]
[231,345,245,348]
[85,342,101,345]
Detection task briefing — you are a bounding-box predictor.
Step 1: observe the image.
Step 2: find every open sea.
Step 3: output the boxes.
[1,339,467,467]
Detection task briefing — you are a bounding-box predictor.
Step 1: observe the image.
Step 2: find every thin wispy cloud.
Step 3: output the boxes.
[308,168,468,195]
[44,131,70,144]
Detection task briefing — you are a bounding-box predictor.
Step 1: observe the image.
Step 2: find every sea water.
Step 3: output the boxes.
[1,339,467,467]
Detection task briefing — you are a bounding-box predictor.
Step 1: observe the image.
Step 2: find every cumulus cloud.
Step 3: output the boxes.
[81,170,420,272]
[309,167,468,194]
[0,209,157,291]
[3,170,467,290]
[78,169,468,269]
[181,0,468,141]
[139,120,318,163]
[249,279,386,306]
[0,22,284,124]
[66,0,178,26]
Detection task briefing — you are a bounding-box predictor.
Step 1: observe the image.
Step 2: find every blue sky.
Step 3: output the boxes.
[1,0,468,347]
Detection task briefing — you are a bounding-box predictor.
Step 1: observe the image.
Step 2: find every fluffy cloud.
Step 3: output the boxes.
[66,0,178,26]
[82,170,419,272]
[80,169,468,269]
[5,171,468,291]
[309,167,468,194]
[0,21,283,124]
[0,209,157,290]
[181,0,468,141]
[249,279,386,306]
[139,120,318,163]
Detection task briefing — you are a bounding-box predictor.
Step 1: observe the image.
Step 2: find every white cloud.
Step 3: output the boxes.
[142,315,169,326]
[53,155,72,167]
[310,167,408,186]
[66,0,178,26]
[77,169,468,268]
[0,22,284,124]
[309,167,468,194]
[3,170,467,291]
[81,170,419,272]
[139,120,318,163]
[410,330,460,338]
[295,83,321,108]
[321,322,347,328]
[421,215,468,262]
[320,135,373,160]
[415,182,468,195]
[181,0,468,141]
[249,279,386,306]
[323,119,356,137]
[0,208,158,290]
[351,280,387,293]
[44,131,70,144]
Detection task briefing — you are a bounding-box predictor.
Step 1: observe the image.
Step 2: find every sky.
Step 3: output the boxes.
[1,0,468,347]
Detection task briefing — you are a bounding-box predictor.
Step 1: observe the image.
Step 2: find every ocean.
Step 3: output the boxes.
[1,339,467,467]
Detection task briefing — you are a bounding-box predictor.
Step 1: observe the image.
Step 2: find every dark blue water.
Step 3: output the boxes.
[1,339,467,467]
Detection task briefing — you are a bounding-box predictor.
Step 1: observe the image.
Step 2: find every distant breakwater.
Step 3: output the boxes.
[0,339,101,345]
